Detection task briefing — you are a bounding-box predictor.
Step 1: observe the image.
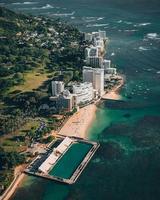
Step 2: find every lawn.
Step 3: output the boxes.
[0,119,40,152]
[9,67,53,93]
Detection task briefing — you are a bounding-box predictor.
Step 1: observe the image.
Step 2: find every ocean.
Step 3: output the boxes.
[3,0,160,199]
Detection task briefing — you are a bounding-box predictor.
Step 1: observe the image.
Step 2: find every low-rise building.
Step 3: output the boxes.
[103,59,111,69]
[84,33,93,41]
[105,68,117,75]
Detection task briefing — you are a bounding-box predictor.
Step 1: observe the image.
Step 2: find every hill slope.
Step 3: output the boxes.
[0,6,84,96]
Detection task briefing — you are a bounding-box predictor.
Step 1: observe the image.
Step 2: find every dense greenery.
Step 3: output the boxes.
[0,6,88,136]
[0,6,88,194]
[0,6,86,95]
[0,146,25,190]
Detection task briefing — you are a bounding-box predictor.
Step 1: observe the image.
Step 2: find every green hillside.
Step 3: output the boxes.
[0,6,85,96]
[0,7,87,192]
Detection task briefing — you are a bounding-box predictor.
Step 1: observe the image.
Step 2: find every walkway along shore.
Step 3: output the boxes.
[0,79,124,200]
[0,171,26,200]
[1,76,124,200]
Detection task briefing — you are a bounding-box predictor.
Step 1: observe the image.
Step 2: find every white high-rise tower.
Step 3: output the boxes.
[51,81,64,96]
[83,66,104,96]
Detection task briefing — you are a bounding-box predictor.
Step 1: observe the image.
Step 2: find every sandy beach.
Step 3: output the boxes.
[102,79,124,100]
[53,104,97,139]
[53,78,124,139]
[102,90,122,100]
[2,78,124,200]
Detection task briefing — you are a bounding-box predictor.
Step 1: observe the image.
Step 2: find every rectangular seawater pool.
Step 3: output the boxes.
[49,142,93,179]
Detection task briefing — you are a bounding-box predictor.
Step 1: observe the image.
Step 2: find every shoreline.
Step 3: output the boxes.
[102,77,124,100]
[0,168,26,200]
[52,104,97,140]
[1,76,124,200]
[52,76,124,140]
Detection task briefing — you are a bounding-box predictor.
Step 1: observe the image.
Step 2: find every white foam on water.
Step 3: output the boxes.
[146,33,160,40]
[12,1,38,5]
[134,22,151,27]
[124,21,133,25]
[111,52,115,56]
[24,1,38,4]
[124,29,137,32]
[84,19,96,23]
[83,17,97,23]
[86,23,109,27]
[42,4,54,9]
[97,17,104,21]
[146,68,153,71]
[17,4,54,10]
[82,17,104,23]
[138,46,150,51]
[117,20,122,23]
[50,11,75,16]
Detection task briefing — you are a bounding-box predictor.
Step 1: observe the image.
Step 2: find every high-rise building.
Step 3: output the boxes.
[54,90,75,112]
[51,81,64,96]
[83,66,104,96]
[85,46,103,67]
[86,56,103,68]
[72,82,93,104]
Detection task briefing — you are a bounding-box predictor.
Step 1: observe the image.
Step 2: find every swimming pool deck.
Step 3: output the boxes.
[24,136,100,184]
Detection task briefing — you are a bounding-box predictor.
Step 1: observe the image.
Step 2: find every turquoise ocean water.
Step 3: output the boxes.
[3,0,160,199]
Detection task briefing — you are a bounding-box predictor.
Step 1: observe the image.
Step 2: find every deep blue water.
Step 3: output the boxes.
[2,0,160,199]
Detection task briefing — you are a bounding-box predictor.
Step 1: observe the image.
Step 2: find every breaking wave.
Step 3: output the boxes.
[145,33,160,40]
[50,11,75,16]
[86,23,109,27]
[12,1,38,5]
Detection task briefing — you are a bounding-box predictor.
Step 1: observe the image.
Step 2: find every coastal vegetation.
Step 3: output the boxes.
[0,6,87,193]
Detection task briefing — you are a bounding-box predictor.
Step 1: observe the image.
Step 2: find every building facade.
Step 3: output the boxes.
[86,56,103,68]
[83,66,104,96]
[84,33,93,41]
[72,82,93,105]
[103,59,111,69]
[57,90,74,112]
[105,68,117,75]
[51,81,64,97]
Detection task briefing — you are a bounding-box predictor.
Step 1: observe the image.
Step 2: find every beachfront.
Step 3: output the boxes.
[102,78,124,100]
[0,28,124,200]
[1,79,124,200]
[52,78,124,140]
[52,104,97,139]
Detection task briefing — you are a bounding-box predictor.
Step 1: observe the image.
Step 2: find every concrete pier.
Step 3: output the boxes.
[24,137,100,184]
